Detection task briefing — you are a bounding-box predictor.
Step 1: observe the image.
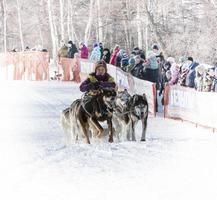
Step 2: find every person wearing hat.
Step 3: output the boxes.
[79,42,89,59]
[67,40,78,59]
[99,42,104,59]
[102,48,111,64]
[80,60,116,93]
[109,45,120,65]
[90,43,101,61]
[80,60,116,116]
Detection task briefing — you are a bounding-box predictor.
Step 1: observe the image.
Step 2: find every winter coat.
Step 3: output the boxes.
[102,48,111,64]
[68,44,78,59]
[100,46,103,59]
[146,51,159,70]
[159,70,171,96]
[115,50,129,67]
[58,45,68,58]
[131,61,144,79]
[80,72,116,93]
[178,68,189,86]
[185,62,199,88]
[80,46,89,59]
[90,47,101,61]
[169,64,180,85]
[120,58,129,71]
[109,48,119,65]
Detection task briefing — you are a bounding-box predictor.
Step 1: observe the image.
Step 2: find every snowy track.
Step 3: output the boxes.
[1,81,217,200]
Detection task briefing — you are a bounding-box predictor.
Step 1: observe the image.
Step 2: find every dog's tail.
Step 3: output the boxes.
[60,107,71,133]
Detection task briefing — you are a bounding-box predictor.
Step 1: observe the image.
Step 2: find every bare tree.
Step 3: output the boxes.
[3,0,7,52]
[48,0,57,61]
[96,0,103,43]
[16,0,24,51]
[136,0,143,49]
[59,0,65,41]
[0,0,217,63]
[84,0,94,45]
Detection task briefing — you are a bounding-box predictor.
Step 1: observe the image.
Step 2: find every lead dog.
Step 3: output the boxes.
[113,90,148,141]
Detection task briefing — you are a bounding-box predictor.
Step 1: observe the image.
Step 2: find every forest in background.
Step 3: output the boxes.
[0,0,217,63]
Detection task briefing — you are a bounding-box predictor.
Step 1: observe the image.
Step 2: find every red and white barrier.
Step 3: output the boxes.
[164,85,217,131]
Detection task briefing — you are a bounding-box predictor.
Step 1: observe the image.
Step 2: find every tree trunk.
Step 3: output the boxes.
[67,0,70,40]
[96,0,103,43]
[48,0,57,61]
[136,0,143,49]
[84,0,94,45]
[145,17,149,56]
[59,0,64,41]
[38,0,44,47]
[16,0,24,51]
[3,0,7,53]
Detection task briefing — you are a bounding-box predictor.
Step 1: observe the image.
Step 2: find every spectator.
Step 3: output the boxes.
[144,44,160,85]
[102,48,111,64]
[99,42,104,59]
[167,57,180,85]
[132,47,140,55]
[121,58,129,72]
[131,47,145,60]
[115,49,129,67]
[90,43,101,61]
[58,40,68,62]
[126,57,136,73]
[185,57,199,88]
[130,55,144,79]
[159,61,172,96]
[25,46,30,51]
[139,49,146,60]
[79,42,89,59]
[67,40,78,59]
[109,45,120,65]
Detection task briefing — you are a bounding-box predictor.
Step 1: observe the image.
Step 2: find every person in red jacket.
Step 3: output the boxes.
[109,45,120,65]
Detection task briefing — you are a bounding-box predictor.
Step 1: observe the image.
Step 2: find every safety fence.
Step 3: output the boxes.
[164,85,217,131]
[0,51,49,81]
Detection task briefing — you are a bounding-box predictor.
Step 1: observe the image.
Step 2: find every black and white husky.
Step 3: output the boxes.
[113,89,148,141]
[60,100,82,145]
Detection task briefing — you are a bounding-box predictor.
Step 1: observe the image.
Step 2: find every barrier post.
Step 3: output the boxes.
[152,83,157,117]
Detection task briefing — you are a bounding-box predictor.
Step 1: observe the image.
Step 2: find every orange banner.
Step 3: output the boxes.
[0,51,49,81]
[58,57,81,82]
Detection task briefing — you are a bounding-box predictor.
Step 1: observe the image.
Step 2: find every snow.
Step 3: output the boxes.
[0,81,217,200]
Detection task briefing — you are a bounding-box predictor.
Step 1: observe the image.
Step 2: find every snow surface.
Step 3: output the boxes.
[0,81,217,200]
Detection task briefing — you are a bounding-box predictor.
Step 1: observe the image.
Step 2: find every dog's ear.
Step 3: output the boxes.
[133,95,138,104]
[143,93,147,101]
[123,89,128,94]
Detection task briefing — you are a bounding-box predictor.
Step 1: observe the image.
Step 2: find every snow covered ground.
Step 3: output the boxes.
[0,81,217,200]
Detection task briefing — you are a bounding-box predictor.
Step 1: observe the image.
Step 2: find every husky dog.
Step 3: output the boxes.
[60,99,82,145]
[113,89,148,141]
[113,90,132,141]
[60,88,117,144]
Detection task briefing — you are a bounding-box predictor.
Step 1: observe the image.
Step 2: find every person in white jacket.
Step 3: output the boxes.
[90,43,101,62]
